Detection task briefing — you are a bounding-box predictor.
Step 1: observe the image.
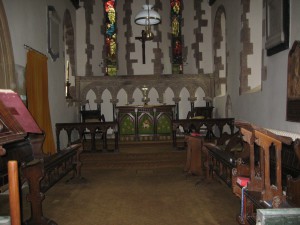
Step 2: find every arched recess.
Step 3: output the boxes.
[179,87,190,119]
[102,89,113,121]
[194,87,206,107]
[213,5,227,97]
[116,88,127,106]
[164,87,175,105]
[148,87,159,105]
[63,9,76,97]
[132,88,143,106]
[0,0,16,89]
[86,89,97,109]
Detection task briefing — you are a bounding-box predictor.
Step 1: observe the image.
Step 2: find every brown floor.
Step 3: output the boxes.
[41,168,240,225]
[1,141,241,225]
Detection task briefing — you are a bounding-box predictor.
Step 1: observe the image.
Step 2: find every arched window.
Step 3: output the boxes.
[170,0,183,74]
[63,9,75,98]
[213,6,227,97]
[104,0,117,76]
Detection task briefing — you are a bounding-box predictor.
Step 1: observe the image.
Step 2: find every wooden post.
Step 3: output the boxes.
[8,161,21,225]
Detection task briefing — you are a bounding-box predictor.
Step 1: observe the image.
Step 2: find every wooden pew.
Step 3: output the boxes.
[231,121,300,225]
[56,121,119,152]
[181,118,238,180]
[203,131,244,187]
[0,90,83,225]
[195,120,300,225]
[172,118,235,148]
[20,143,83,225]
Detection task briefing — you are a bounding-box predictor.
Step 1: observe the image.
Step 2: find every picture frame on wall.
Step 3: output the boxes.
[47,6,60,61]
[265,0,289,56]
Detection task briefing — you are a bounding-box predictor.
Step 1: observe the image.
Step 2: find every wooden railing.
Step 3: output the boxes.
[172,118,235,148]
[56,122,119,152]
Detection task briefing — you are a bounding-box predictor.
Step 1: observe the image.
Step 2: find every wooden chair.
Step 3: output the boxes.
[81,110,106,150]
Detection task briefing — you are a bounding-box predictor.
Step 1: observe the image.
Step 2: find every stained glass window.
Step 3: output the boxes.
[104,0,117,76]
[171,0,182,74]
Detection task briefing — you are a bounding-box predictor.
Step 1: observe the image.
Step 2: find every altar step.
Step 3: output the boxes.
[82,137,186,153]
[81,151,186,170]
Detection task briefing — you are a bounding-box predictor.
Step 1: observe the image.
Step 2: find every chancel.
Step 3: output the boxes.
[0,0,300,225]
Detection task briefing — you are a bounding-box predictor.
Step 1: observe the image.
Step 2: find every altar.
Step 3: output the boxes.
[116,105,175,141]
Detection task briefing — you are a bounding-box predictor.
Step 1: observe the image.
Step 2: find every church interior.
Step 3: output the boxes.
[1,0,300,224]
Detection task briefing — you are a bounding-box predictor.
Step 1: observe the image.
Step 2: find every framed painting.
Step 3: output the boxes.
[47,6,60,61]
[265,0,289,56]
[286,41,300,122]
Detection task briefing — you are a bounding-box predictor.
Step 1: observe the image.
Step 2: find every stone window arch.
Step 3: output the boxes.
[63,9,76,97]
[213,5,227,97]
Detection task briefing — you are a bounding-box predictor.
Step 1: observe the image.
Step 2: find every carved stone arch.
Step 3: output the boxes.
[171,85,183,99]
[126,86,137,104]
[0,1,16,89]
[116,88,127,98]
[213,5,227,97]
[81,83,99,102]
[102,87,116,102]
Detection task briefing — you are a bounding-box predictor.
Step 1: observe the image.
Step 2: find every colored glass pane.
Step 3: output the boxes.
[104,0,117,76]
[171,0,182,74]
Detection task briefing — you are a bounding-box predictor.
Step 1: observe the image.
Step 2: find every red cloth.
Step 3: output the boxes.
[0,89,42,134]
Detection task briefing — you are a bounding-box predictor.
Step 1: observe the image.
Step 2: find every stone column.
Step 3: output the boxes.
[110,99,119,121]
[173,97,181,119]
[188,96,197,112]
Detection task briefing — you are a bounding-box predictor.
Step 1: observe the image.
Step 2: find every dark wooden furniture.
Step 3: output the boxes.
[172,118,235,148]
[222,121,300,225]
[116,105,175,141]
[184,135,204,176]
[204,142,238,187]
[0,90,82,225]
[56,121,119,152]
[80,109,107,150]
[80,109,103,123]
[189,106,214,119]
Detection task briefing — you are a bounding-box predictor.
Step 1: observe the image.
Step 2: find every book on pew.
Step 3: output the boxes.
[237,176,250,187]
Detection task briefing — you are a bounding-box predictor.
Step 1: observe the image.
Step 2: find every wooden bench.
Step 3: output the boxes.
[202,131,244,186]
[20,143,83,225]
[1,136,83,225]
[172,118,235,148]
[56,122,119,152]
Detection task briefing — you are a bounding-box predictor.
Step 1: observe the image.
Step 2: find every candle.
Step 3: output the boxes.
[8,161,21,225]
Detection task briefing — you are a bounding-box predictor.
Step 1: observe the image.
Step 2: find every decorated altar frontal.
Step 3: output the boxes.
[116,105,175,142]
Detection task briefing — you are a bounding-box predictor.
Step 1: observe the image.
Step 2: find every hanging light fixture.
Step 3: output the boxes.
[135,4,160,41]
[134,4,161,26]
[135,4,161,63]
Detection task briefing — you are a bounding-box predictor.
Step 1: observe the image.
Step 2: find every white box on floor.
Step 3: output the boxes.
[256,208,300,225]
[0,216,10,225]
